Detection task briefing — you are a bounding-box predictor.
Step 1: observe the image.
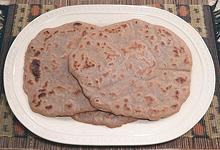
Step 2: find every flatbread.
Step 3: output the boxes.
[131,19,192,71]
[23,22,97,116]
[24,21,137,127]
[69,19,192,120]
[72,111,136,128]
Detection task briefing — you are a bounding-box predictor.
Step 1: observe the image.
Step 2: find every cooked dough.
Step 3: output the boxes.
[69,19,192,120]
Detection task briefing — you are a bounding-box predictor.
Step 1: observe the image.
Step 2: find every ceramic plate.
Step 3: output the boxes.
[4,5,215,145]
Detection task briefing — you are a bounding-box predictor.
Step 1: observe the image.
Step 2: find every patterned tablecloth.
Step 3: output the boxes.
[0,1,220,149]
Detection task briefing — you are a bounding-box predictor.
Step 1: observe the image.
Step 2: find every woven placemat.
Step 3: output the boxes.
[10,0,209,5]
[0,2,219,149]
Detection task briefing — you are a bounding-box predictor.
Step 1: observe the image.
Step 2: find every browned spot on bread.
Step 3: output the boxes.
[180,47,185,53]
[115,105,120,108]
[53,30,58,34]
[175,90,179,99]
[65,103,72,108]
[91,32,96,36]
[56,86,65,90]
[166,85,172,90]
[34,51,41,57]
[124,98,128,102]
[87,41,91,45]
[67,30,74,32]
[121,48,129,54]
[121,24,127,28]
[73,22,82,26]
[99,33,103,36]
[32,99,36,103]
[137,93,141,96]
[135,21,138,24]
[82,31,87,36]
[48,90,55,95]
[171,104,178,109]
[30,59,40,81]
[150,36,154,40]
[30,46,34,49]
[144,96,154,104]
[40,48,44,51]
[28,80,34,85]
[51,60,58,70]
[81,54,85,60]
[38,89,46,92]
[95,99,100,103]
[103,72,109,77]
[45,105,52,109]
[109,62,114,66]
[38,92,46,98]
[44,34,52,41]
[164,31,171,36]
[158,29,162,33]
[95,79,99,84]
[161,87,166,93]
[35,100,41,107]
[173,49,179,57]
[90,26,94,30]
[84,57,95,69]
[67,41,75,49]
[43,31,49,34]
[104,51,119,60]
[151,109,159,113]
[74,89,81,95]
[161,41,165,45]
[42,81,48,88]
[184,57,190,64]
[175,77,186,84]
[80,44,83,48]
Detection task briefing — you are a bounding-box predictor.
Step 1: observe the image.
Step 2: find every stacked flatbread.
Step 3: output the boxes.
[24,19,192,128]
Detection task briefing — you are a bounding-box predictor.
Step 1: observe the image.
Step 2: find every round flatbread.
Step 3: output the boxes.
[23,22,97,116]
[69,19,192,120]
[24,22,137,128]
